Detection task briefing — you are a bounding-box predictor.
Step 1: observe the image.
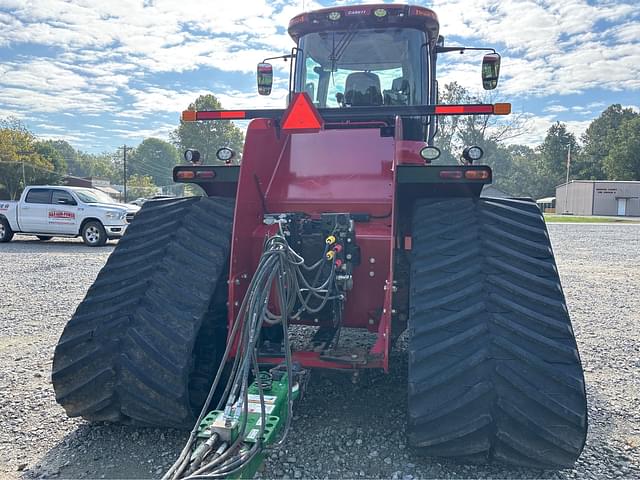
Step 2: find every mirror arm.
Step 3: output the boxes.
[435,46,497,55]
[262,53,295,63]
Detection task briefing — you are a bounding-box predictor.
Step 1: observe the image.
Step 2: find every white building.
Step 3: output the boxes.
[555,180,640,217]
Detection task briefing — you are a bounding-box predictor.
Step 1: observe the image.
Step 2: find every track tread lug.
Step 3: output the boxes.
[407,197,587,469]
[52,196,233,428]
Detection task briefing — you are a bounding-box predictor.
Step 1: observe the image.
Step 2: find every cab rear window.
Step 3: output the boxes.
[25,189,52,204]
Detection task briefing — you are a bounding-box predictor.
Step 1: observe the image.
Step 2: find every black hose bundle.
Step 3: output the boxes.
[164,223,335,480]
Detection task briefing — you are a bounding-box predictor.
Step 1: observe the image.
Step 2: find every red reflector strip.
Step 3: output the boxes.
[197,111,247,120]
[196,170,216,178]
[435,105,494,115]
[439,170,464,179]
[465,169,491,180]
[176,170,195,179]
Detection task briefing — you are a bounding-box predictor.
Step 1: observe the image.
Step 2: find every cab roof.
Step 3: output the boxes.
[288,4,439,43]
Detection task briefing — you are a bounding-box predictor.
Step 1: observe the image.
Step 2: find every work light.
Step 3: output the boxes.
[216,147,235,163]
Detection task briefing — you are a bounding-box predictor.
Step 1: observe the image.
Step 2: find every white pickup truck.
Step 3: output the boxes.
[0,185,140,246]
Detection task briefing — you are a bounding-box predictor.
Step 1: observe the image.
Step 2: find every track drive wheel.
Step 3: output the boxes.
[407,197,587,468]
[52,196,234,428]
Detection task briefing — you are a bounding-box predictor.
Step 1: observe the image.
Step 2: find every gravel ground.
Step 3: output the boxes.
[1,225,639,479]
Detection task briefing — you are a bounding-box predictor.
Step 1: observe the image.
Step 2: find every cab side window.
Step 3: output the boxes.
[52,190,77,205]
[25,189,52,204]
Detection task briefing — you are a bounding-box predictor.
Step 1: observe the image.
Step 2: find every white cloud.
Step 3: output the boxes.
[107,122,176,141]
[0,0,637,152]
[127,87,210,114]
[564,119,593,140]
[544,105,569,113]
[433,0,640,97]
[503,111,592,147]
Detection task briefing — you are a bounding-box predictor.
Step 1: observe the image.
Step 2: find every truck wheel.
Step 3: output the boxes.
[81,221,107,247]
[52,196,234,428]
[37,236,53,241]
[0,217,13,242]
[407,197,587,469]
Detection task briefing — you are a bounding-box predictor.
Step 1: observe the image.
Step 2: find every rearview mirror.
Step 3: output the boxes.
[257,63,273,96]
[481,53,501,90]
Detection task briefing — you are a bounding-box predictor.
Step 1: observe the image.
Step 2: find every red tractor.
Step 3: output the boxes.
[52,4,587,477]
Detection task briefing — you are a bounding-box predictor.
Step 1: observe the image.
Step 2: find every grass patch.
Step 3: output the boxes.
[544,214,639,223]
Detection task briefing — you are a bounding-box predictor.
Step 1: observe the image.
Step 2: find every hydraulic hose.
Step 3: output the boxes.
[167,225,335,479]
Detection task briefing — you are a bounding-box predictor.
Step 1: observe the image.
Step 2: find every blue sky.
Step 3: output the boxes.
[0,0,638,153]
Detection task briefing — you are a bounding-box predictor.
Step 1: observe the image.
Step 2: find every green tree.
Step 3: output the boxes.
[435,82,468,164]
[37,139,76,170]
[38,139,120,183]
[127,174,158,199]
[435,82,528,166]
[536,122,578,196]
[487,144,543,198]
[577,104,638,180]
[34,141,67,173]
[128,138,180,186]
[171,94,244,163]
[0,118,59,199]
[603,116,640,180]
[84,152,121,183]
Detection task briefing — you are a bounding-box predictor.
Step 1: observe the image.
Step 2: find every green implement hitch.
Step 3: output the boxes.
[182,365,307,479]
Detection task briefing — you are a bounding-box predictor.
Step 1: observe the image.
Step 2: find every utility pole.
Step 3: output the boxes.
[119,145,133,202]
[16,150,31,190]
[563,144,571,214]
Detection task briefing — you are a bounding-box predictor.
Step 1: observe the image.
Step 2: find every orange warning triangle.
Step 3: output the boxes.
[281,92,324,133]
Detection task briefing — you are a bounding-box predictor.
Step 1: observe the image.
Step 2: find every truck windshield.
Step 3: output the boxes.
[296,28,426,108]
[75,189,116,204]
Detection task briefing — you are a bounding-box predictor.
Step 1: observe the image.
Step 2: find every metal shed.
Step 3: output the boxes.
[556,180,640,217]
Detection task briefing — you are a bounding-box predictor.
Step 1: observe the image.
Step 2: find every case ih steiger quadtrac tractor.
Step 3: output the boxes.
[52,4,587,478]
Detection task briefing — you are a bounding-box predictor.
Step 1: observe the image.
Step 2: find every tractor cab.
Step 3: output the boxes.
[256,4,501,143]
[288,5,438,141]
[293,26,427,109]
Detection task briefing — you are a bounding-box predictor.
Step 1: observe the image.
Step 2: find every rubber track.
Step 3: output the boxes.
[52,196,233,428]
[407,197,587,469]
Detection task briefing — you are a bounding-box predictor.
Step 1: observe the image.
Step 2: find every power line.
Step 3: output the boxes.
[127,161,177,179]
[0,160,65,177]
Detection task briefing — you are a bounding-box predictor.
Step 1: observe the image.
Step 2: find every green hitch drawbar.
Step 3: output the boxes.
[189,365,307,479]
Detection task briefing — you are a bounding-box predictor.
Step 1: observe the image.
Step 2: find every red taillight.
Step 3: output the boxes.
[176,170,195,179]
[281,93,324,133]
[435,105,494,115]
[197,110,246,120]
[439,170,464,179]
[181,110,246,121]
[465,170,491,180]
[196,170,216,179]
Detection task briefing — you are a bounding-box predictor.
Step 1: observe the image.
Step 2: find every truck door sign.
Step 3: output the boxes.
[48,210,76,223]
